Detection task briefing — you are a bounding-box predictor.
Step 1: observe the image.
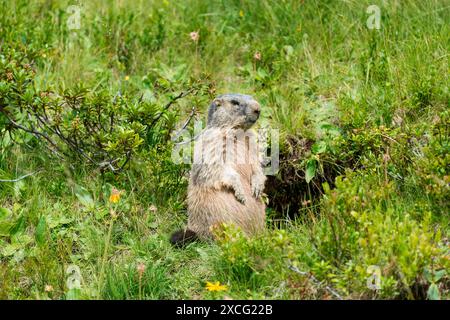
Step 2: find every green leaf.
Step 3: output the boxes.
[305,159,317,183]
[35,216,47,245]
[322,182,331,194]
[47,215,73,229]
[1,242,22,257]
[433,270,446,282]
[320,124,341,136]
[95,208,109,220]
[9,215,25,236]
[255,68,269,81]
[0,221,14,237]
[423,268,432,282]
[427,283,440,300]
[312,141,327,154]
[0,207,10,220]
[424,268,446,283]
[74,185,95,209]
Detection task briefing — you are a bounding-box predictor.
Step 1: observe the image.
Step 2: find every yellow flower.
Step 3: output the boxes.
[239,10,244,17]
[124,75,130,81]
[109,188,121,203]
[205,281,228,292]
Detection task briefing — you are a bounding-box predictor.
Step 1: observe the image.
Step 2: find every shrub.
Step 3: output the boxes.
[312,172,449,298]
[212,224,295,298]
[0,46,205,172]
[412,111,449,212]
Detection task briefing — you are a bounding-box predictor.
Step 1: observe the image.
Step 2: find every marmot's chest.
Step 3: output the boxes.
[190,128,259,188]
[198,129,258,165]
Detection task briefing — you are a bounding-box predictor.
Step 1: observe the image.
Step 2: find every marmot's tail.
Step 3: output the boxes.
[170,229,198,247]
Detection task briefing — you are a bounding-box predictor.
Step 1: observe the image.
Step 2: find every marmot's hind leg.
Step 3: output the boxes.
[170,229,198,247]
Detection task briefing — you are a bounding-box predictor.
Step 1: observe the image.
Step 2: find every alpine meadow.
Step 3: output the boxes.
[0,0,449,300]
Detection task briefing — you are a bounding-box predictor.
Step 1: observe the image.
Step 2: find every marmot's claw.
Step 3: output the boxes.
[252,184,263,199]
[235,192,246,204]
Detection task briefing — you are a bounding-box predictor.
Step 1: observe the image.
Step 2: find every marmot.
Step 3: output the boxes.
[170,94,266,246]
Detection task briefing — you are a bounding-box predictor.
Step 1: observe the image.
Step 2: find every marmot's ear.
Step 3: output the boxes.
[213,98,224,107]
[208,98,226,123]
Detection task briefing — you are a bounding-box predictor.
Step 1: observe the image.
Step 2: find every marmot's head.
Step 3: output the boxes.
[207,94,261,129]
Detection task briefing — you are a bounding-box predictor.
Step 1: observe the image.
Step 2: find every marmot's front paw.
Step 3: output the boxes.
[252,183,264,199]
[251,174,265,199]
[234,191,246,205]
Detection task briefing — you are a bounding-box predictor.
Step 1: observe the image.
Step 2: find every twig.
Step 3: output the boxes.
[0,170,41,182]
[174,132,202,145]
[288,265,343,300]
[98,158,120,172]
[171,106,196,142]
[149,89,195,128]
[5,114,60,152]
[380,133,400,144]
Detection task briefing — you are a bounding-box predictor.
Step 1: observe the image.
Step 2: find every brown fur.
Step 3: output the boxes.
[185,94,266,240]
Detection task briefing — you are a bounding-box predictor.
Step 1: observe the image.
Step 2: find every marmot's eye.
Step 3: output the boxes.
[230,99,240,106]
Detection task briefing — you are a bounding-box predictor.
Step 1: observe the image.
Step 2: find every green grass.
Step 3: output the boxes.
[0,0,449,299]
